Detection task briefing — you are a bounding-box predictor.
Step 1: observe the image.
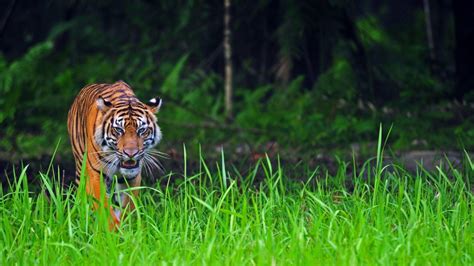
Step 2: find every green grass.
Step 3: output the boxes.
[0,146,473,265]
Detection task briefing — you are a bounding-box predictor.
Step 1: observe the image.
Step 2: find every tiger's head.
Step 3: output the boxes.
[94,96,162,179]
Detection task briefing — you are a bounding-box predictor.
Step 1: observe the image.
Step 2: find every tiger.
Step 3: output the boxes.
[67,80,162,227]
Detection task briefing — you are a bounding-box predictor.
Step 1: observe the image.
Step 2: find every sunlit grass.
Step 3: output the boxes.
[0,143,472,264]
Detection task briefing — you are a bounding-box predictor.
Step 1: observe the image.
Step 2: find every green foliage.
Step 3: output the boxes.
[0,0,471,162]
[356,14,447,104]
[315,57,357,100]
[0,41,53,124]
[161,54,189,98]
[357,16,390,48]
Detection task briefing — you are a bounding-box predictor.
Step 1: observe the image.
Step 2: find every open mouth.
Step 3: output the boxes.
[120,159,139,169]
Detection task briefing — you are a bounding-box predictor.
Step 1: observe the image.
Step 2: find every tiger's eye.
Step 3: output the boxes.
[113,127,123,135]
[144,128,151,137]
[137,127,147,135]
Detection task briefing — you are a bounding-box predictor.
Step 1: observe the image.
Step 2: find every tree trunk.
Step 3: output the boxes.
[224,0,233,120]
[423,0,436,61]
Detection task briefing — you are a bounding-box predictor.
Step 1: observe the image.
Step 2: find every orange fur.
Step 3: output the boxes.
[67,81,161,229]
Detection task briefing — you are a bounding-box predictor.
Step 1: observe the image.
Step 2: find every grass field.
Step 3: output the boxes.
[0,142,473,265]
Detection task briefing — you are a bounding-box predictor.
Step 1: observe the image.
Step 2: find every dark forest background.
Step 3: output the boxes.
[0,0,473,174]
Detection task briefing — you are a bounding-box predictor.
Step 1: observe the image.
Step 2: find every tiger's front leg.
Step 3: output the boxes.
[85,164,121,229]
[113,173,142,221]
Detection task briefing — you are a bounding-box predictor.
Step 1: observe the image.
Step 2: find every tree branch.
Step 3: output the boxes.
[224,0,233,120]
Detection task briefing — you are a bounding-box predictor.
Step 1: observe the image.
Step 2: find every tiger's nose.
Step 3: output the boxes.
[123,148,139,159]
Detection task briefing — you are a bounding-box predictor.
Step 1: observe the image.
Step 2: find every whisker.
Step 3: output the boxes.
[92,153,119,176]
[147,149,168,155]
[148,153,165,166]
[144,154,165,173]
[89,150,116,156]
[143,158,154,181]
[147,150,170,159]
[147,153,169,168]
[104,158,119,177]
[147,153,169,159]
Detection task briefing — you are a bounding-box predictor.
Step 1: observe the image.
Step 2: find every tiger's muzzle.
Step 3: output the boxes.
[120,158,139,169]
[120,148,141,168]
[118,148,142,179]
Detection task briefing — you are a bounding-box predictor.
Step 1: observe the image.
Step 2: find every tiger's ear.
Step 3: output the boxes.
[97,96,113,111]
[147,97,162,113]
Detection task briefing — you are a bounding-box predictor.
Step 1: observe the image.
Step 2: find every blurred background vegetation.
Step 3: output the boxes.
[0,0,473,174]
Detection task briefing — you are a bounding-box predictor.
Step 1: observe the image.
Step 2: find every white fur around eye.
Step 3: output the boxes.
[137,127,147,135]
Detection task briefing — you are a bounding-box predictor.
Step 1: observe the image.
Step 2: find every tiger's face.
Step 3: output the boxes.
[95,97,162,178]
